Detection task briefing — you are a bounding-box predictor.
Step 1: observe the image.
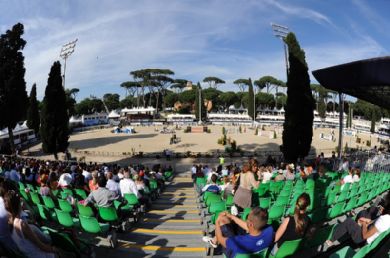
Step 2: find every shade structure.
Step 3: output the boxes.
[312,56,390,109]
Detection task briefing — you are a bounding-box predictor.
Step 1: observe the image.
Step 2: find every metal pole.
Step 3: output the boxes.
[199,86,202,124]
[63,57,67,88]
[283,40,289,78]
[338,92,344,158]
[254,87,256,123]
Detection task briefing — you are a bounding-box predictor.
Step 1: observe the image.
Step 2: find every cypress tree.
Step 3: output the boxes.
[282,33,315,163]
[0,23,28,153]
[247,78,254,119]
[194,82,206,122]
[27,84,40,135]
[40,61,69,159]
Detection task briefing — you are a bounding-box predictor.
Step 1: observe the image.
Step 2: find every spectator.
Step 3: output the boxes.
[274,169,285,182]
[88,171,99,191]
[220,176,233,199]
[119,171,140,198]
[105,172,120,196]
[261,167,273,184]
[203,208,273,257]
[353,168,361,183]
[233,163,260,211]
[4,190,58,258]
[84,176,118,207]
[285,165,295,181]
[273,193,311,254]
[326,191,390,247]
[341,168,354,190]
[9,164,21,183]
[202,174,221,194]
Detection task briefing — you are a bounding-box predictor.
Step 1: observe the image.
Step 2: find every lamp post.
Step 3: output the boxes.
[271,23,289,78]
[198,86,202,125]
[253,86,256,124]
[60,39,78,89]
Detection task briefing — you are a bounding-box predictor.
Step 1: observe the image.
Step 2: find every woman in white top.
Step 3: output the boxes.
[326,191,390,247]
[4,190,58,258]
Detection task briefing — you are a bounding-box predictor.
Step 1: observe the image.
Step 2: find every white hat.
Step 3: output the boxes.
[58,173,72,187]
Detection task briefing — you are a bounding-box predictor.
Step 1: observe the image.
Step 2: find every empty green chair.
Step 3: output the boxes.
[259,197,271,209]
[274,195,289,206]
[327,202,344,219]
[270,238,302,258]
[37,204,55,221]
[30,191,41,205]
[329,246,356,258]
[41,196,56,209]
[268,205,285,224]
[58,199,73,213]
[304,224,335,250]
[54,208,79,228]
[79,215,110,234]
[241,207,252,221]
[77,203,94,217]
[98,206,119,223]
[74,189,87,199]
[225,194,234,208]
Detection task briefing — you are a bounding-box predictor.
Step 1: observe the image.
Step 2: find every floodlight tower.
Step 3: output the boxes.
[60,39,78,88]
[271,23,289,78]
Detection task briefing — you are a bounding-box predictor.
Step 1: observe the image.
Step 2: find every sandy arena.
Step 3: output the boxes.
[25,125,380,165]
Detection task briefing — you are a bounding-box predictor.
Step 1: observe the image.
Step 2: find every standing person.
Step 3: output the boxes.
[219,155,225,166]
[233,164,260,212]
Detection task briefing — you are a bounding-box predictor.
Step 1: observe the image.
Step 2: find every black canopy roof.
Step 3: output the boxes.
[312,56,390,109]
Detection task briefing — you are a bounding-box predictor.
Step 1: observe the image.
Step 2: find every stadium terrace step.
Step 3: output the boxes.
[131,228,203,235]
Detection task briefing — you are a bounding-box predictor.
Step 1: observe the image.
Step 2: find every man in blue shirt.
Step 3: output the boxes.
[215,207,274,258]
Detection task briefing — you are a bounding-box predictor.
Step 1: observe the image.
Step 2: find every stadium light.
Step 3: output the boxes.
[60,38,78,88]
[271,23,289,78]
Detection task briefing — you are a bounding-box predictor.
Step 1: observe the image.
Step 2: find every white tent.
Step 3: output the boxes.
[108,110,120,118]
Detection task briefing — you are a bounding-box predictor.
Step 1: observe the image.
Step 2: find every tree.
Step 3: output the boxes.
[40,61,69,159]
[164,92,179,108]
[170,79,187,93]
[26,84,40,135]
[247,78,255,119]
[234,79,250,92]
[254,76,285,94]
[103,93,120,111]
[219,91,239,109]
[0,23,29,154]
[203,76,225,89]
[255,92,275,109]
[75,97,104,115]
[178,89,196,104]
[65,88,78,116]
[120,96,136,108]
[120,81,141,105]
[194,82,206,121]
[282,33,315,163]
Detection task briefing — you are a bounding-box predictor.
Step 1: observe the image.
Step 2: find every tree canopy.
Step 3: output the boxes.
[203,76,225,89]
[254,76,285,94]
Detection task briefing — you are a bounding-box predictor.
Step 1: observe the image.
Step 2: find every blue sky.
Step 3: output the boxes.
[0,0,389,101]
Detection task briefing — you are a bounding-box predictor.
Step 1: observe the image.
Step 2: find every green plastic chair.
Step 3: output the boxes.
[98,206,119,223]
[205,194,221,207]
[124,193,139,206]
[310,207,328,224]
[274,195,289,206]
[77,203,94,217]
[41,196,56,209]
[58,199,73,213]
[270,238,302,258]
[268,205,285,224]
[259,197,271,209]
[225,194,234,208]
[241,207,252,221]
[329,246,356,258]
[79,215,110,234]
[30,191,41,205]
[327,202,344,219]
[74,189,87,199]
[54,208,79,228]
[233,249,267,258]
[37,204,55,221]
[304,224,335,249]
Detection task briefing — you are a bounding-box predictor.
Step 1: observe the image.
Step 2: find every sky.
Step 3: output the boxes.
[0,0,389,101]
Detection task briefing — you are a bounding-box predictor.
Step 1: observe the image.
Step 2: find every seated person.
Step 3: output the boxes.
[273,193,311,253]
[326,190,390,247]
[274,170,285,182]
[84,176,119,208]
[201,174,221,194]
[203,207,273,258]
